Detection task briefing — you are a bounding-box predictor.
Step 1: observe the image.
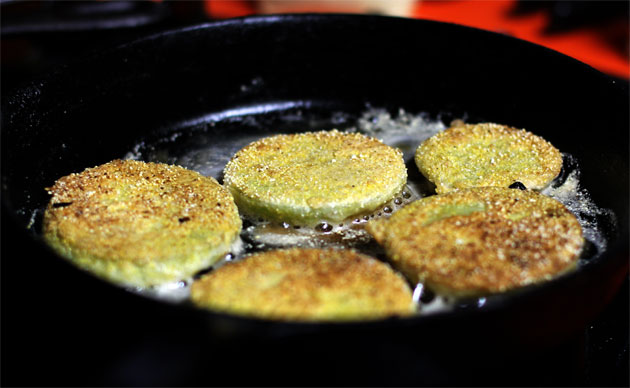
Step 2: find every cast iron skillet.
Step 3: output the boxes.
[2,14,628,386]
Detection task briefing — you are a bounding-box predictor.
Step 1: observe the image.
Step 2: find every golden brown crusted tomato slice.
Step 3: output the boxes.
[191,248,415,321]
[367,187,583,298]
[415,122,562,194]
[223,130,407,225]
[43,159,241,287]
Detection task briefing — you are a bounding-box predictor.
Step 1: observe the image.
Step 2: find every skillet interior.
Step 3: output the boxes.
[2,14,628,386]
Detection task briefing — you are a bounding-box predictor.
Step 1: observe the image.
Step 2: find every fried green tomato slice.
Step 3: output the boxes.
[190,248,416,321]
[223,130,407,225]
[43,159,241,288]
[415,122,563,194]
[366,187,583,298]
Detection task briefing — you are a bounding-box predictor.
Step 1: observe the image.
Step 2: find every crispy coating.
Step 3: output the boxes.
[190,248,416,321]
[367,187,583,297]
[43,159,241,287]
[415,122,563,194]
[223,130,407,225]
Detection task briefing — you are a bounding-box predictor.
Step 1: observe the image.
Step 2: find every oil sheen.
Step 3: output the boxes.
[125,106,615,314]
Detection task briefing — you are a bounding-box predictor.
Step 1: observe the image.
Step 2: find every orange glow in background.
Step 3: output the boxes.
[205,0,629,80]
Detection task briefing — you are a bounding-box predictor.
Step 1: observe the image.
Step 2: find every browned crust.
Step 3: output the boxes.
[191,248,416,321]
[415,122,563,194]
[43,159,241,287]
[223,130,407,225]
[367,187,583,297]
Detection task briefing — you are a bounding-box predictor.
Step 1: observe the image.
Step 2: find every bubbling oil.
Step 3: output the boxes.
[240,186,419,251]
[126,106,616,314]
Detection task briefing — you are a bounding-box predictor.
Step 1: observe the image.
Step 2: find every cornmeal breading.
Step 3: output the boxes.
[43,159,241,287]
[367,187,583,297]
[191,248,416,321]
[415,122,562,194]
[223,130,407,225]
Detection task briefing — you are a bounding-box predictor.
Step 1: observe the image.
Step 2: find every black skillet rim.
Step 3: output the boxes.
[1,13,628,339]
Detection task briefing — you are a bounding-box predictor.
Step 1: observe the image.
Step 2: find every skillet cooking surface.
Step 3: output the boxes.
[2,14,628,386]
